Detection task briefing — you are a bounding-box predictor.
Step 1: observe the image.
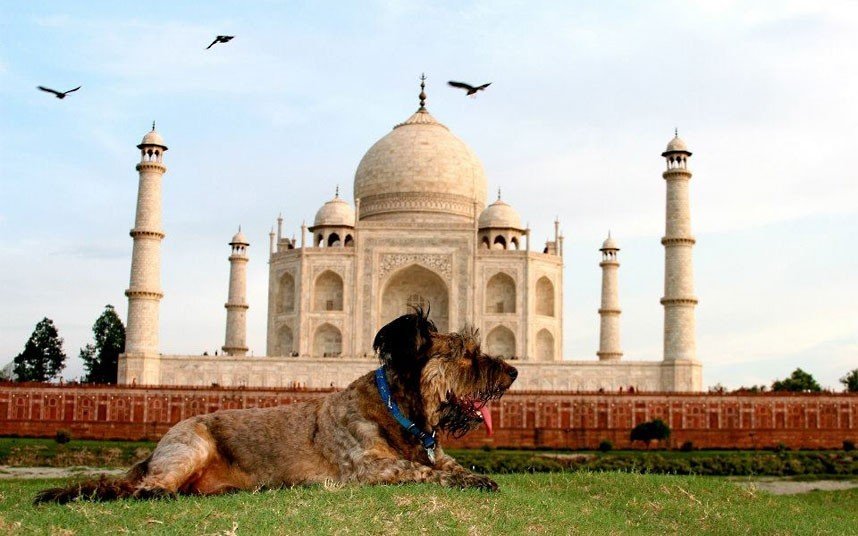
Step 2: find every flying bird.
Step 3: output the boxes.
[206,35,235,49]
[447,81,492,96]
[37,86,81,99]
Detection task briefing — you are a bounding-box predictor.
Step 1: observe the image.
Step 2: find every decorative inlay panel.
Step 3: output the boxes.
[379,253,452,280]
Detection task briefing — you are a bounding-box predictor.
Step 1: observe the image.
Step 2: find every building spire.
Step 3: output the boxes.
[418,73,427,111]
[497,188,502,201]
[674,127,678,137]
[152,120,156,131]
[335,184,340,198]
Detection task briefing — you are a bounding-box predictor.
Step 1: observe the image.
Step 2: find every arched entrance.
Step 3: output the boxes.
[381,264,449,332]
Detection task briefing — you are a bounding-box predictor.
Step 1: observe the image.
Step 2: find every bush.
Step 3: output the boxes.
[630,419,671,445]
[446,449,858,477]
[598,440,613,452]
[54,429,71,444]
[844,440,855,452]
[679,441,694,452]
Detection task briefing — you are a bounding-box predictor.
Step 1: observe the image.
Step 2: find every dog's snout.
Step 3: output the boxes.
[507,367,518,380]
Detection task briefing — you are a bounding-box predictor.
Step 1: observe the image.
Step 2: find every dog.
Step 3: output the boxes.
[35,309,518,503]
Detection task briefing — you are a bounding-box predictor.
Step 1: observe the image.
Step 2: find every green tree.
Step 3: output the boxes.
[840,369,858,393]
[13,318,66,382]
[79,305,126,384]
[630,419,671,446]
[772,368,821,392]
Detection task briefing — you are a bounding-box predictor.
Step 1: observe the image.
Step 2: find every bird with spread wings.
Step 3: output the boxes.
[37,86,81,99]
[447,81,492,96]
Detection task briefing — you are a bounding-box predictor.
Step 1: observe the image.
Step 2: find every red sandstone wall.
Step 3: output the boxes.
[0,382,855,450]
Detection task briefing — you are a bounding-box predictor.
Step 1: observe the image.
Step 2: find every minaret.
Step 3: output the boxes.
[223,227,250,356]
[597,233,622,361]
[661,131,697,362]
[124,124,167,359]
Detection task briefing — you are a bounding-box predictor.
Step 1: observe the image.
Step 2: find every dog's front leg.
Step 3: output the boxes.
[433,448,499,490]
[353,457,498,491]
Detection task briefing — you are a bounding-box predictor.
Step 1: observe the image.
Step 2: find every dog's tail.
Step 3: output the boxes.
[34,455,151,505]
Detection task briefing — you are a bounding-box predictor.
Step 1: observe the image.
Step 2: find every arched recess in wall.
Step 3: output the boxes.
[536,329,554,361]
[313,323,342,357]
[327,233,341,247]
[278,325,293,356]
[535,276,555,317]
[313,270,344,311]
[278,272,295,313]
[381,264,449,333]
[485,272,516,314]
[486,325,516,358]
[492,235,507,250]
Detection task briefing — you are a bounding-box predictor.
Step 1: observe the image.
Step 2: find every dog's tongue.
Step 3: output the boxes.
[475,401,493,436]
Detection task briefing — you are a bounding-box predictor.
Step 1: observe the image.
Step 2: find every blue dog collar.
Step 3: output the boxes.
[375,367,437,463]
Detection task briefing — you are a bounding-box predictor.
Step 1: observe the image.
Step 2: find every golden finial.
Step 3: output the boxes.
[419,73,427,110]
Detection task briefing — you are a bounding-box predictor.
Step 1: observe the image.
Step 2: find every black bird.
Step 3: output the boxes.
[206,35,235,49]
[37,86,81,99]
[447,81,491,96]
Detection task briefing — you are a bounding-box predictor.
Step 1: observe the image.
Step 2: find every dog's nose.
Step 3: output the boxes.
[507,367,518,380]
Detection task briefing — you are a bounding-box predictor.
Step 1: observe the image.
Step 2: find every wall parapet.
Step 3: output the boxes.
[0,383,854,450]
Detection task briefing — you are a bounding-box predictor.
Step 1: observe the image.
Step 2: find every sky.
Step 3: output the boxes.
[0,1,856,390]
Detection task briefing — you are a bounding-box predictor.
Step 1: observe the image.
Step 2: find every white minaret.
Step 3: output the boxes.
[597,233,622,361]
[124,124,167,360]
[223,228,250,356]
[661,131,697,362]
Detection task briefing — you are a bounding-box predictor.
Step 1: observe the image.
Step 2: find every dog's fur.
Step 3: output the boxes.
[35,309,517,503]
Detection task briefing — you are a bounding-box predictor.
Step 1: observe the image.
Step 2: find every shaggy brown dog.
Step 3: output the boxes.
[35,309,517,503]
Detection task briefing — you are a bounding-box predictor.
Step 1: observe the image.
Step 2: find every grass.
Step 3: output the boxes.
[0,473,855,535]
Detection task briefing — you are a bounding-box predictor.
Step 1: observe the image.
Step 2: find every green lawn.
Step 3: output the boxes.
[1,473,855,535]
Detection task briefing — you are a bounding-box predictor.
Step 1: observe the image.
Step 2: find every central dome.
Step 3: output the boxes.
[353,107,488,222]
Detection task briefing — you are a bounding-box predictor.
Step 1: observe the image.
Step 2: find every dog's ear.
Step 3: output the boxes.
[373,307,436,379]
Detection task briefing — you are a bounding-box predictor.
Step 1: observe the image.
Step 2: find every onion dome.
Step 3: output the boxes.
[138,122,167,149]
[478,192,523,230]
[600,233,619,251]
[353,77,487,222]
[313,190,355,228]
[230,228,249,246]
[662,130,691,156]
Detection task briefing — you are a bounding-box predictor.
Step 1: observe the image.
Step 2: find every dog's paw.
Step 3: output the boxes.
[447,472,499,492]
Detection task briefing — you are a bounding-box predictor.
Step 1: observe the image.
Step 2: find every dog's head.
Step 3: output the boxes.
[373,308,518,437]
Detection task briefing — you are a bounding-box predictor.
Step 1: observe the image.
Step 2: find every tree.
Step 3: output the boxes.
[13,318,66,382]
[630,419,671,446]
[841,369,858,393]
[772,368,821,393]
[79,305,126,384]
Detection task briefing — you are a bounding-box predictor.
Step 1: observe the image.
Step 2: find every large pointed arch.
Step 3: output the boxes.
[486,325,516,358]
[278,272,295,313]
[486,272,516,314]
[536,276,555,317]
[313,323,342,357]
[536,329,555,361]
[381,264,449,332]
[313,270,344,311]
[277,325,294,356]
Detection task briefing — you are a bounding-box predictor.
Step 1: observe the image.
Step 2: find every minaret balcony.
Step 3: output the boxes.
[125,289,164,299]
[660,297,699,306]
[130,228,166,239]
[135,162,167,172]
[660,237,696,246]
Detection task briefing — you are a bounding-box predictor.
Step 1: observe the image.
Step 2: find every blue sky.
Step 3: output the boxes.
[1,1,856,389]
